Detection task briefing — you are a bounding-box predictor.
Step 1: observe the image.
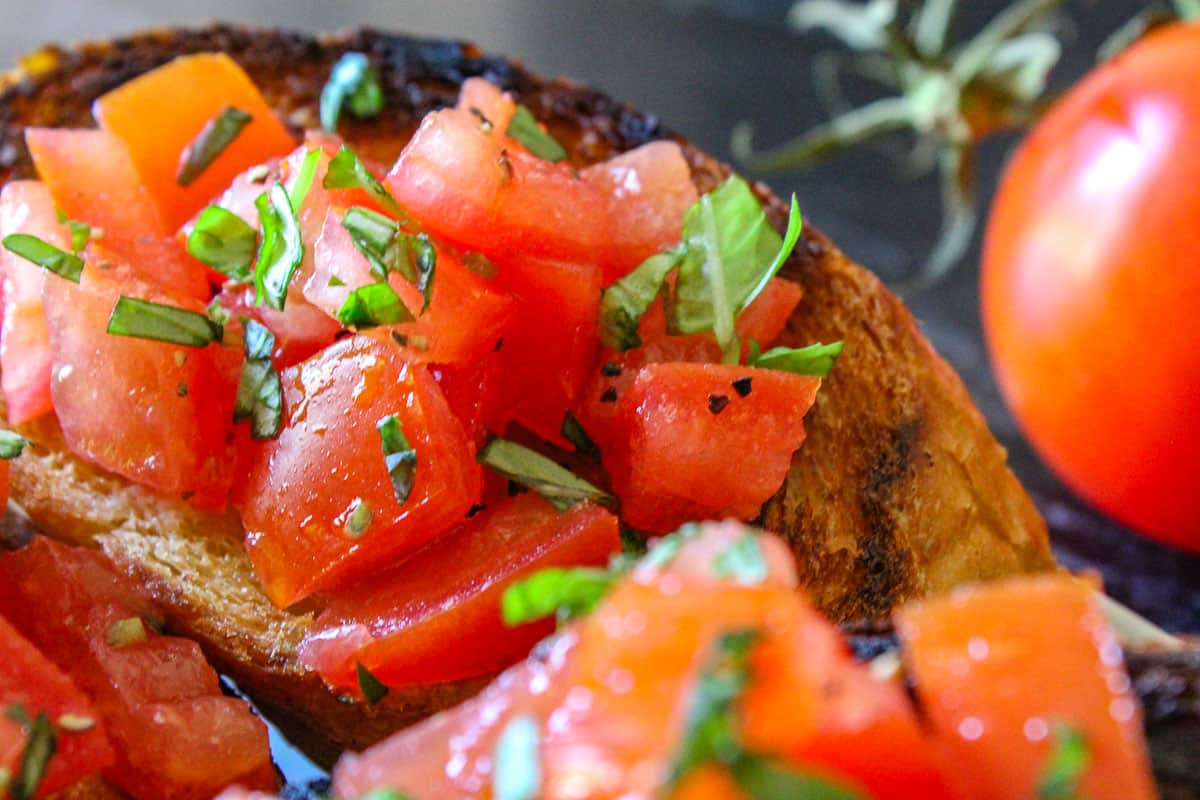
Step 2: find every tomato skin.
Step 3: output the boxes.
[605,363,820,532]
[41,257,235,509]
[581,140,699,284]
[0,180,63,424]
[25,128,210,300]
[92,53,296,231]
[0,614,115,798]
[981,22,1200,552]
[896,575,1155,800]
[299,494,620,690]
[0,537,275,799]
[238,335,482,607]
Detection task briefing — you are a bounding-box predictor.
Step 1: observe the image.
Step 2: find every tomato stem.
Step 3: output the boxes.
[734,0,1068,292]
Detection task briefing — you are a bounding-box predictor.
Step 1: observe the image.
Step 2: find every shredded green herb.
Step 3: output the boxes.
[336,281,414,329]
[493,714,541,800]
[187,206,257,281]
[506,105,567,163]
[253,182,305,310]
[3,707,56,800]
[176,106,253,186]
[478,438,614,511]
[320,52,384,132]
[106,297,223,347]
[356,662,389,705]
[502,567,617,627]
[378,414,417,504]
[749,341,844,378]
[2,234,83,283]
[0,430,27,460]
[234,319,283,440]
[560,410,600,459]
[324,146,407,219]
[288,148,323,209]
[1037,724,1091,800]
[711,532,769,586]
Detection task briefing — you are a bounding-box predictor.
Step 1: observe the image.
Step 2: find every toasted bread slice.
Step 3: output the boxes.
[0,25,1053,764]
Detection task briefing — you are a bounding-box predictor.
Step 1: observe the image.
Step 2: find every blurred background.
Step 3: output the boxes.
[0,0,1195,633]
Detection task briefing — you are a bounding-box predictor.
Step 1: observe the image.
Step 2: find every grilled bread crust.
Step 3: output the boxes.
[0,25,1053,765]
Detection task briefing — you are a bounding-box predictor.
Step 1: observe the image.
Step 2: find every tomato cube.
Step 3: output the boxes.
[238,335,482,607]
[604,363,820,532]
[92,53,296,231]
[25,128,210,300]
[896,575,1156,800]
[41,256,235,509]
[300,493,619,690]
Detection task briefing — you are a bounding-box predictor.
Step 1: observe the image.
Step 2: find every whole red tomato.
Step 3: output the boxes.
[982,23,1200,553]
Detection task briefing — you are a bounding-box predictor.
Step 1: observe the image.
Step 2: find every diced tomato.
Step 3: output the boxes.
[493,255,602,445]
[237,335,482,607]
[216,284,340,368]
[309,208,512,365]
[896,575,1156,800]
[300,493,619,690]
[25,128,210,300]
[456,77,518,130]
[735,277,803,351]
[0,181,62,423]
[386,102,610,266]
[333,632,580,799]
[604,363,820,532]
[0,537,275,799]
[41,256,235,509]
[0,614,115,798]
[630,519,799,591]
[92,53,296,231]
[431,354,505,451]
[581,140,699,283]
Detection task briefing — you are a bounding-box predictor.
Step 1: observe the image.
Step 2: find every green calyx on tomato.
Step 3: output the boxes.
[176,106,253,187]
[599,175,803,361]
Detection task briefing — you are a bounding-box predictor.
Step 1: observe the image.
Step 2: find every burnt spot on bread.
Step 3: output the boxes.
[855,418,920,616]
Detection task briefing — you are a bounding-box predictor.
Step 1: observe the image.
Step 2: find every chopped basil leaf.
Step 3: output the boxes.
[324,146,407,219]
[234,320,283,440]
[378,414,417,504]
[356,662,389,705]
[6,710,55,800]
[62,219,91,254]
[598,246,683,351]
[253,182,305,311]
[288,148,322,209]
[345,500,373,537]
[358,791,413,800]
[0,430,27,460]
[1037,724,1090,800]
[750,340,843,377]
[106,297,223,347]
[463,251,497,278]
[342,206,400,278]
[328,274,346,287]
[667,628,761,787]
[187,206,257,281]
[711,532,769,586]
[506,105,567,163]
[320,52,384,132]
[493,714,541,800]
[597,179,802,359]
[336,281,414,329]
[206,296,233,328]
[406,233,436,312]
[732,757,865,800]
[478,438,614,511]
[176,106,253,187]
[2,234,83,283]
[501,567,616,626]
[560,410,599,459]
[672,180,803,361]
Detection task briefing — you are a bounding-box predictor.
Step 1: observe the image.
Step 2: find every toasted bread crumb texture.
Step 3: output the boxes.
[0,25,1052,763]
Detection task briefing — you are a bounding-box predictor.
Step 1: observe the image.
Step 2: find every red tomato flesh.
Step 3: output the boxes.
[896,575,1156,800]
[385,94,610,267]
[0,180,62,424]
[581,140,699,284]
[300,493,619,690]
[605,362,820,532]
[0,614,115,798]
[92,53,296,231]
[41,257,235,509]
[0,537,274,799]
[25,128,210,300]
[238,335,482,607]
